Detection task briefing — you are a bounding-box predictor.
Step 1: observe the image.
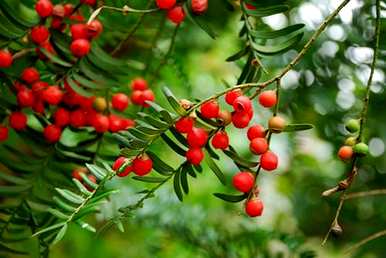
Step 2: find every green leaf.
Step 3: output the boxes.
[146,102,176,124]
[0,0,39,27]
[162,87,187,116]
[55,188,85,204]
[251,24,305,39]
[0,185,31,195]
[243,4,289,17]
[226,47,250,62]
[66,76,93,97]
[81,173,98,189]
[223,149,259,168]
[59,127,97,148]
[169,127,189,147]
[72,179,93,196]
[132,176,166,183]
[32,222,66,237]
[146,151,174,175]
[76,220,96,233]
[205,152,226,185]
[252,33,304,55]
[213,193,247,203]
[86,164,107,180]
[0,243,28,255]
[185,3,217,39]
[53,196,77,212]
[48,208,69,220]
[160,134,186,156]
[72,73,104,89]
[180,168,189,194]
[173,169,183,202]
[138,113,169,129]
[283,123,314,132]
[52,224,67,245]
[0,172,28,185]
[39,48,72,67]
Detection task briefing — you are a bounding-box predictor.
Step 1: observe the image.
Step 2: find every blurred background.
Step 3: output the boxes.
[3,0,386,257]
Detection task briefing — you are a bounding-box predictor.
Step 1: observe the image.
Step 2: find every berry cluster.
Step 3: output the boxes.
[337,119,369,161]
[172,88,285,217]
[155,0,208,24]
[111,154,153,178]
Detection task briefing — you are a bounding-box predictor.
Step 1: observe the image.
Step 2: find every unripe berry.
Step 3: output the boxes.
[87,20,103,38]
[53,108,70,128]
[92,114,109,133]
[191,0,208,14]
[35,0,54,18]
[117,165,132,177]
[258,90,277,108]
[30,26,50,45]
[353,142,369,156]
[70,39,91,57]
[0,126,8,142]
[167,6,185,24]
[0,50,13,68]
[70,24,89,40]
[52,4,65,18]
[218,110,232,126]
[72,167,88,181]
[345,119,360,133]
[93,97,108,112]
[260,151,278,171]
[211,131,229,150]
[231,111,251,128]
[175,117,195,134]
[232,172,254,193]
[268,116,286,133]
[344,136,357,146]
[131,77,148,91]
[247,124,266,141]
[225,89,242,105]
[132,155,153,176]
[156,0,176,10]
[9,112,27,131]
[43,125,62,143]
[108,114,123,133]
[21,67,40,84]
[233,96,252,113]
[17,89,35,107]
[187,127,208,147]
[112,93,129,112]
[338,146,353,160]
[250,138,268,155]
[200,100,220,119]
[186,147,204,165]
[113,156,127,171]
[245,198,264,217]
[70,109,87,128]
[42,86,63,105]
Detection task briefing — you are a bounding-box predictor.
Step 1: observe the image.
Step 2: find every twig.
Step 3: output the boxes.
[12,48,34,60]
[345,229,386,254]
[321,0,381,245]
[344,189,386,200]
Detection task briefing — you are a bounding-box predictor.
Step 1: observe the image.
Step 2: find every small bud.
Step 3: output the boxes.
[345,119,360,133]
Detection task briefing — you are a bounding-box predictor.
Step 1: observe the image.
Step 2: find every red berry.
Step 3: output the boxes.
[70,24,89,40]
[113,156,127,171]
[112,93,129,112]
[250,138,268,155]
[141,90,155,107]
[260,151,278,171]
[0,126,8,142]
[167,6,185,24]
[9,112,27,131]
[70,109,87,128]
[131,90,143,106]
[156,0,176,9]
[72,167,88,181]
[17,89,35,108]
[258,90,277,108]
[35,0,53,18]
[247,124,266,141]
[80,0,96,6]
[245,198,264,217]
[70,14,85,22]
[92,114,109,133]
[245,3,256,10]
[225,89,242,105]
[21,67,40,84]
[120,118,135,130]
[32,100,45,114]
[36,41,55,60]
[117,165,132,177]
[108,114,123,133]
[231,111,251,129]
[43,125,61,143]
[51,17,66,30]
[14,81,27,92]
[211,131,229,150]
[187,127,208,147]
[186,147,204,165]
[0,50,13,68]
[131,77,148,91]
[200,100,220,119]
[54,108,70,127]
[191,0,208,14]
[70,39,90,57]
[132,155,153,176]
[30,26,50,45]
[175,117,194,134]
[233,96,252,113]
[338,146,353,160]
[87,20,103,38]
[42,86,63,105]
[232,172,254,193]
[63,4,74,16]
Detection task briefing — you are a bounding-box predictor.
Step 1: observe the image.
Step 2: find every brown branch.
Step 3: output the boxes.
[344,189,386,200]
[345,229,386,254]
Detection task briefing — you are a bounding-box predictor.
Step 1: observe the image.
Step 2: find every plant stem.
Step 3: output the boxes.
[344,189,386,200]
[345,228,386,254]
